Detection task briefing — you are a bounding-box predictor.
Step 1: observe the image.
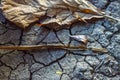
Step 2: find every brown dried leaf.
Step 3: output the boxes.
[1,0,105,28]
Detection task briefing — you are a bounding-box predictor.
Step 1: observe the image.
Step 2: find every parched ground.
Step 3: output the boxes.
[0,0,120,80]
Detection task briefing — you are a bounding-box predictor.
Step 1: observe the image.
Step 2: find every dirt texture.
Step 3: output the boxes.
[0,0,120,80]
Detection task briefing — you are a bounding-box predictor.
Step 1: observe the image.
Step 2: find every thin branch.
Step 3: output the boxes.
[0,44,108,53]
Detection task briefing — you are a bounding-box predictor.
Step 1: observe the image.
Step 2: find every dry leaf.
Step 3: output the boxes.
[1,0,105,28]
[70,35,88,44]
[0,0,111,53]
[56,71,63,75]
